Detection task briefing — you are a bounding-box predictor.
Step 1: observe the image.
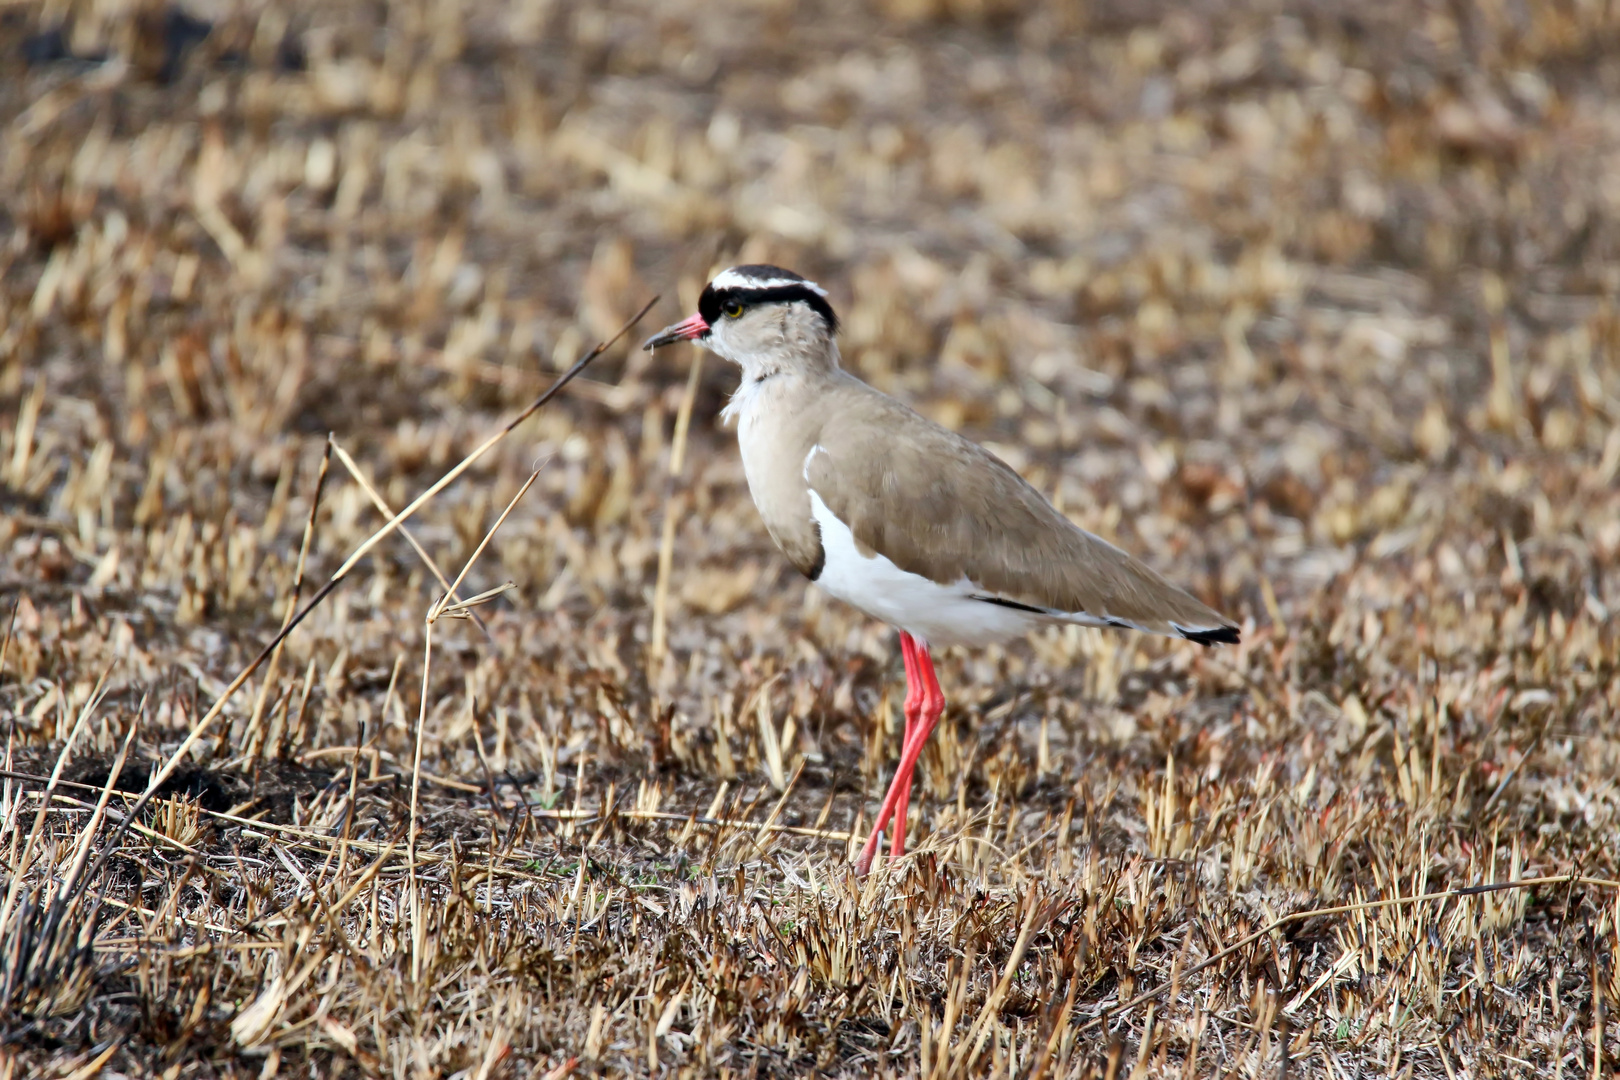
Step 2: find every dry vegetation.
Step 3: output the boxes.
[3,0,1620,1076]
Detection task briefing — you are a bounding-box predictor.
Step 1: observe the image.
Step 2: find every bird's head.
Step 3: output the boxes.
[642,264,840,376]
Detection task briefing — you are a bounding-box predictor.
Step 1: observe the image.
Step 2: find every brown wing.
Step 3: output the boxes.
[806,377,1238,641]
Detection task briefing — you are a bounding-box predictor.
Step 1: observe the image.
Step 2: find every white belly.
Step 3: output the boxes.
[807,490,1041,648]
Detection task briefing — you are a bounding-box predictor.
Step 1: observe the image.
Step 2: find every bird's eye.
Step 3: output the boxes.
[722,299,744,319]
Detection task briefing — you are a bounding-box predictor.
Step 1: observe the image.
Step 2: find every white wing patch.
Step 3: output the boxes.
[802,444,827,480]
[806,488,1040,648]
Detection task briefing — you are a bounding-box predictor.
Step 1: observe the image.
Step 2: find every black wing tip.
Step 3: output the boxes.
[1180,624,1241,647]
[971,594,1049,615]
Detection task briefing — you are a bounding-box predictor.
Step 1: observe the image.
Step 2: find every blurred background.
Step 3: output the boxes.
[3,0,1620,841]
[6,0,1613,615]
[3,0,1616,726]
[2,0,1619,1072]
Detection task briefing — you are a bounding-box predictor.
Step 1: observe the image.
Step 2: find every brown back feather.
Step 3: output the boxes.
[805,374,1235,636]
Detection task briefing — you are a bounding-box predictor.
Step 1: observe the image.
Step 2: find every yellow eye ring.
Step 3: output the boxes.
[722,299,744,319]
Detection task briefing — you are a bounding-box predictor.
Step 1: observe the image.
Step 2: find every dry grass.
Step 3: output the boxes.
[3,0,1620,1076]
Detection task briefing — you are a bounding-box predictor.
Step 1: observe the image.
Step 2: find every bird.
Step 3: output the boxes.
[643,264,1240,875]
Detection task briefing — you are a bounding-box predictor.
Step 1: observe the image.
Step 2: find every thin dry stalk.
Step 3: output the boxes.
[650,347,704,667]
[328,439,493,642]
[240,437,331,762]
[408,622,432,987]
[0,665,109,936]
[412,466,540,983]
[429,471,540,619]
[56,712,137,901]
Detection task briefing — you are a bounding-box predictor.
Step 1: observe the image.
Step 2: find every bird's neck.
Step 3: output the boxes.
[723,343,842,425]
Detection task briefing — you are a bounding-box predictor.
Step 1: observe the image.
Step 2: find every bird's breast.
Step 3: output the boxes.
[734,404,826,581]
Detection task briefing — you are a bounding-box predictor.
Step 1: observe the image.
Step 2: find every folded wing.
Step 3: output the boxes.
[805,387,1240,645]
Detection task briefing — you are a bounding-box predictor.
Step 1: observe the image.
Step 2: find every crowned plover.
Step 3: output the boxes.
[644,264,1240,875]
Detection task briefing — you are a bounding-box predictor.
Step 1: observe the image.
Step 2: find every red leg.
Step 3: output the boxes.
[890,643,943,859]
[855,632,924,875]
[891,633,924,848]
[896,632,924,763]
[854,635,945,875]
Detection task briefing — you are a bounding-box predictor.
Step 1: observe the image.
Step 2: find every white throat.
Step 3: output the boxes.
[720,371,770,426]
[711,338,839,426]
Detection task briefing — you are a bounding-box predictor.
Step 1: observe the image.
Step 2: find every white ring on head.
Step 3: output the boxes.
[709,268,827,296]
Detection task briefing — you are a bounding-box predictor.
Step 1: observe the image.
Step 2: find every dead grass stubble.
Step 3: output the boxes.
[4,0,1620,1078]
